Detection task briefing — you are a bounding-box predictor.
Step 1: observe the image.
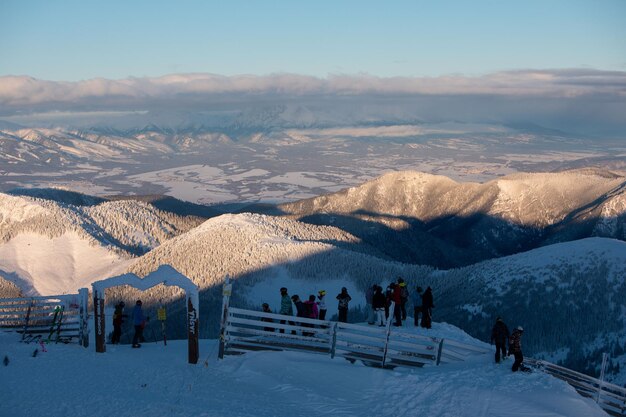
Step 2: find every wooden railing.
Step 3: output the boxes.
[220,305,490,370]
[526,358,626,417]
[0,289,89,346]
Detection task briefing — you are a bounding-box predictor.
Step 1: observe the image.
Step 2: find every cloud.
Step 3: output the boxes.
[0,70,624,137]
[1,69,624,109]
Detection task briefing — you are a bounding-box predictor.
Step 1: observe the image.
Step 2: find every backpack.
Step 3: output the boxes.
[303,302,313,317]
[400,286,409,300]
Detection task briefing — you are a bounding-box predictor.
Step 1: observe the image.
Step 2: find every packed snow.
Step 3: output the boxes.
[0,322,608,417]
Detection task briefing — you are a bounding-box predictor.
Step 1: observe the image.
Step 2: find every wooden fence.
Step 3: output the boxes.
[526,358,626,417]
[219,305,491,370]
[0,289,89,346]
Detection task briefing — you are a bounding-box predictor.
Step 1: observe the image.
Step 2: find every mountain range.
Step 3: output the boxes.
[0,170,624,384]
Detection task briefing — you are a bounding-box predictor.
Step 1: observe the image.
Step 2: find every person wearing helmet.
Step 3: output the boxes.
[111,301,127,344]
[317,290,327,320]
[131,300,145,348]
[509,325,525,372]
[336,287,352,323]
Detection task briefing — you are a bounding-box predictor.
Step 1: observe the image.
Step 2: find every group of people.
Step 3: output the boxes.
[364,278,434,328]
[111,299,149,348]
[490,316,528,372]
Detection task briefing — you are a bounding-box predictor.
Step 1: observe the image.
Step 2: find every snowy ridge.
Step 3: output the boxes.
[0,192,203,295]
[280,169,626,267]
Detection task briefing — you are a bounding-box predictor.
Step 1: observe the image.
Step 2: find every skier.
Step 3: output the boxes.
[509,326,526,372]
[131,300,145,348]
[411,287,423,327]
[302,295,318,336]
[491,317,510,363]
[397,278,409,321]
[372,285,387,326]
[365,284,375,324]
[336,287,352,323]
[317,290,327,320]
[291,295,307,335]
[111,301,126,344]
[279,287,294,334]
[420,286,434,329]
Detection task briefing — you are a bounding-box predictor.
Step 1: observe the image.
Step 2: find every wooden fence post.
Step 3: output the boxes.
[330,323,338,359]
[596,352,608,403]
[218,275,232,360]
[436,339,444,365]
[381,302,395,368]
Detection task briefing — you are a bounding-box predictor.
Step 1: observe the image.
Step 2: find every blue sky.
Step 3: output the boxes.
[1,0,625,81]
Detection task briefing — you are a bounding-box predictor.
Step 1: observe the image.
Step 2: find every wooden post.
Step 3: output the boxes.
[596,352,608,403]
[187,294,199,364]
[436,339,445,365]
[78,288,89,347]
[381,302,395,368]
[218,276,232,360]
[330,323,338,359]
[94,290,106,353]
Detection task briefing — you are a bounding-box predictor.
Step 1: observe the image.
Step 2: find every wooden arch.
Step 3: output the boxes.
[91,265,200,364]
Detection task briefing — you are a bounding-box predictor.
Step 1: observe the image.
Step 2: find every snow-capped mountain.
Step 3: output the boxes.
[279,169,626,267]
[432,237,626,385]
[0,191,203,295]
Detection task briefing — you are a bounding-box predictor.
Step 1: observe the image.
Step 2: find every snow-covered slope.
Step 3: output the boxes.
[433,237,626,385]
[0,325,609,417]
[280,169,626,267]
[0,192,203,295]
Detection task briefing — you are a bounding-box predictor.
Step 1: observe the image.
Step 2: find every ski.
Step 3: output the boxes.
[46,305,62,343]
[54,306,65,343]
[21,299,34,341]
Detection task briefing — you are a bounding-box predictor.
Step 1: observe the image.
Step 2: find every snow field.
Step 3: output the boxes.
[0,325,607,417]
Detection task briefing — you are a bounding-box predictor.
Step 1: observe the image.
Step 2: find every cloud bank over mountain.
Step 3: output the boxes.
[1,69,625,136]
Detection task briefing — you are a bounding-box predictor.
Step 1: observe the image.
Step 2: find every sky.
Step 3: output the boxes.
[1,0,625,81]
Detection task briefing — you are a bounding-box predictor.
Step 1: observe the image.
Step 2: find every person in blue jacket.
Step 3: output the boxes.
[131,300,146,348]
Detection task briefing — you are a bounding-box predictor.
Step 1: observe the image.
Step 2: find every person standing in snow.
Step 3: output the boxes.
[397,278,409,321]
[420,287,434,329]
[302,295,318,336]
[111,301,126,344]
[336,287,352,323]
[372,286,387,326]
[509,326,525,372]
[317,290,327,320]
[279,287,294,334]
[491,317,510,363]
[365,284,375,324]
[411,287,423,327]
[261,303,274,332]
[131,300,145,348]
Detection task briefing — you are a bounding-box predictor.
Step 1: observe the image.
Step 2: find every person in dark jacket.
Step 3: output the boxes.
[397,278,409,321]
[292,295,306,335]
[336,287,352,323]
[420,287,434,329]
[261,303,274,332]
[491,317,510,363]
[111,301,126,344]
[509,326,526,372]
[372,286,387,326]
[131,300,146,348]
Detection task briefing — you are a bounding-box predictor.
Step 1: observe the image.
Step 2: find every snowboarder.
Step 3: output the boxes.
[317,290,327,320]
[420,286,434,329]
[279,287,295,334]
[411,287,423,327]
[509,326,527,372]
[131,300,145,348]
[372,285,387,326]
[111,301,126,344]
[397,278,409,321]
[365,284,375,324]
[261,303,274,332]
[491,317,510,363]
[336,287,352,323]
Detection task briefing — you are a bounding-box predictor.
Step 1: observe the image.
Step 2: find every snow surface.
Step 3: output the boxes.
[0,323,607,417]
